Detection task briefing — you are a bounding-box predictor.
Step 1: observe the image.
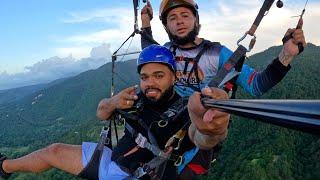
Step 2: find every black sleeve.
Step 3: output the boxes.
[256,57,291,94]
[140,27,157,49]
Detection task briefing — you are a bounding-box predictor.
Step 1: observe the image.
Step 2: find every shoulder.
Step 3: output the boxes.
[201,39,224,56]
[163,42,172,48]
[220,45,233,56]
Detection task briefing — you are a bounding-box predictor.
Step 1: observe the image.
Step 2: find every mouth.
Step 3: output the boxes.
[177,28,187,34]
[145,88,161,97]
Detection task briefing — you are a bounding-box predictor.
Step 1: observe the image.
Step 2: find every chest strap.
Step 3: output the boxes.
[173,41,221,92]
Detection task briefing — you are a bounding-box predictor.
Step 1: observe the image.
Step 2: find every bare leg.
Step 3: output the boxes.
[2,143,84,175]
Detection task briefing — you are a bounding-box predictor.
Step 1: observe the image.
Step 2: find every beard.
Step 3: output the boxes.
[168,24,199,46]
[142,85,175,106]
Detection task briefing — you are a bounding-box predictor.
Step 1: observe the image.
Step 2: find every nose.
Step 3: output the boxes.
[144,76,157,86]
[176,16,184,25]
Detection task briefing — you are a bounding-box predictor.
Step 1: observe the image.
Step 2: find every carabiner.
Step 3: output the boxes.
[174,156,183,166]
[237,31,256,52]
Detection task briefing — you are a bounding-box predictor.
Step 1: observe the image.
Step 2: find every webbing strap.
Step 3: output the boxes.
[177,147,199,174]
[125,123,165,158]
[160,96,188,123]
[186,42,218,91]
[207,45,247,88]
[117,109,159,148]
[133,155,168,179]
[78,126,110,180]
[106,120,113,149]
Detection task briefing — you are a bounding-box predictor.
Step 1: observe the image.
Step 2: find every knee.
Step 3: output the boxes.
[44,143,64,157]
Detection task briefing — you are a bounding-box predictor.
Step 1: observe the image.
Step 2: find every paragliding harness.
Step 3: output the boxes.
[116,97,190,179]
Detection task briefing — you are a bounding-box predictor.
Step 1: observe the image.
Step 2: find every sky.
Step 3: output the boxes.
[0,0,319,90]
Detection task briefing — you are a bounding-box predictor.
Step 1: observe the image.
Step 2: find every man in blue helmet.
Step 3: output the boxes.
[0,45,229,179]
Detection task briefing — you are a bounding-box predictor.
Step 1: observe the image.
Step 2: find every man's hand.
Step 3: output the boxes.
[187,87,230,149]
[141,0,153,28]
[96,86,138,120]
[110,86,138,109]
[279,20,307,66]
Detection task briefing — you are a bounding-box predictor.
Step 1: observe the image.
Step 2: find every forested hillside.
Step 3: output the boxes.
[0,44,319,179]
[0,60,138,148]
[208,43,320,180]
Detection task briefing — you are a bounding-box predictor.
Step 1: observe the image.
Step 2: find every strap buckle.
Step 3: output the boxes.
[135,133,148,148]
[100,126,110,145]
[134,166,147,178]
[135,133,163,157]
[115,114,126,126]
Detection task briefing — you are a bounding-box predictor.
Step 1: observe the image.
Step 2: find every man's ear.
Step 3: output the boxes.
[173,74,177,85]
[163,24,170,35]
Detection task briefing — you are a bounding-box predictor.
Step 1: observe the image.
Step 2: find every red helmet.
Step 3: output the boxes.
[159,0,198,25]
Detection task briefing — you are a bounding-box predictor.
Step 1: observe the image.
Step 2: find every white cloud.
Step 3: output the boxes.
[56,7,143,55]
[62,29,123,45]
[90,43,111,59]
[0,44,113,90]
[62,7,132,24]
[55,46,92,59]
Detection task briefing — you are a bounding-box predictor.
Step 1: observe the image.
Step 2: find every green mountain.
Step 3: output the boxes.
[0,60,138,147]
[0,44,319,179]
[0,84,47,105]
[0,77,71,105]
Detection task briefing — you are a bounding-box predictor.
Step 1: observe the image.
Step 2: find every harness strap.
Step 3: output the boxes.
[121,110,190,179]
[228,55,245,98]
[78,126,110,180]
[117,109,160,148]
[133,150,171,179]
[207,45,247,88]
[159,96,189,125]
[113,117,119,145]
[183,59,189,75]
[186,42,211,91]
[104,120,113,149]
[178,147,199,174]
[124,122,166,158]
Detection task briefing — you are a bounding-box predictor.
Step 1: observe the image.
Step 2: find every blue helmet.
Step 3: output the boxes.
[137,45,176,73]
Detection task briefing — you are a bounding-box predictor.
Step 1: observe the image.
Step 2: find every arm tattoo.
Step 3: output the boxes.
[278,48,293,67]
